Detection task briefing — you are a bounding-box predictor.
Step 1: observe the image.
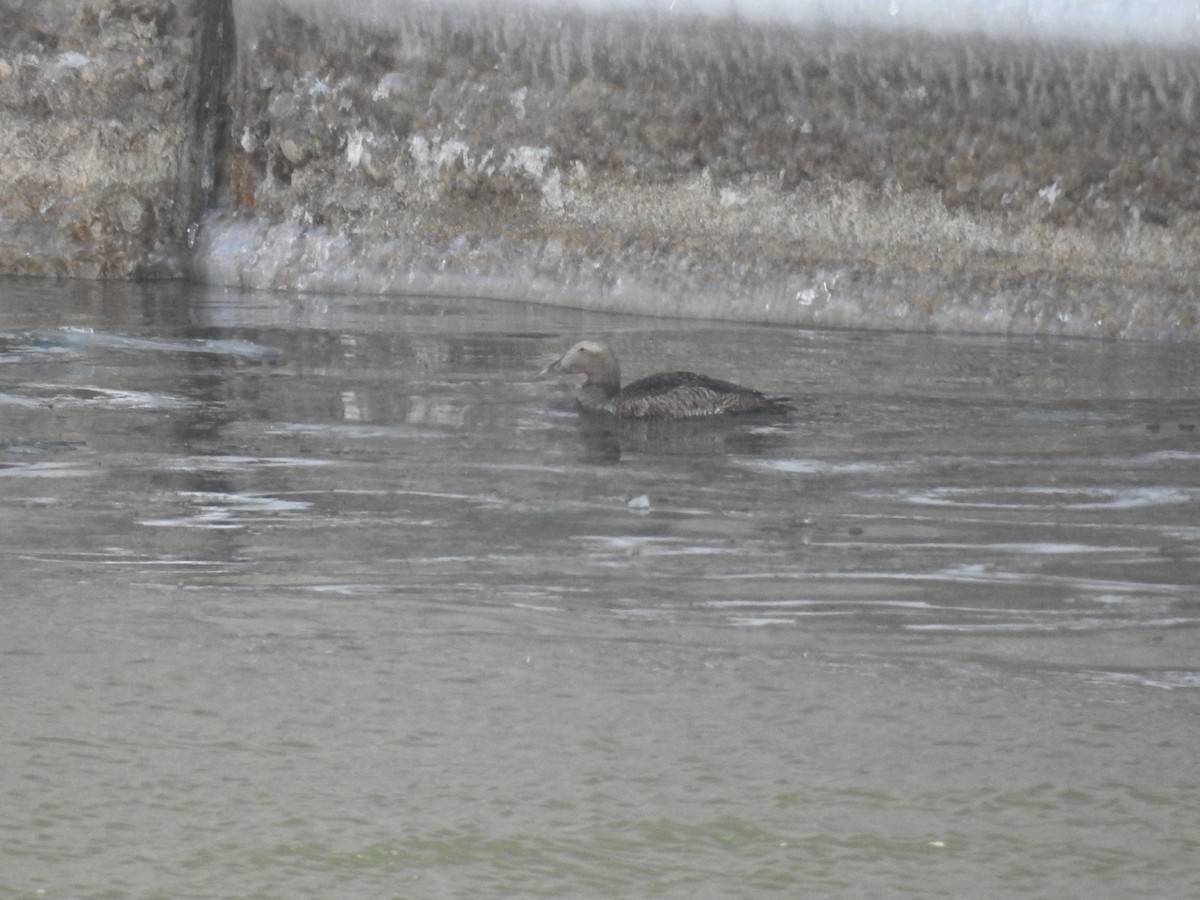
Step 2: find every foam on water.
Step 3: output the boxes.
[899,485,1199,510]
[53,327,283,360]
[14,383,197,411]
[0,461,93,479]
[162,455,342,471]
[140,491,312,529]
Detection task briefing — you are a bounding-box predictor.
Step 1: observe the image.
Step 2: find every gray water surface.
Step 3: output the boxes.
[2,278,1198,898]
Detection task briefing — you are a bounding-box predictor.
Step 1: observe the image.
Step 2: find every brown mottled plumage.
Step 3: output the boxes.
[539,341,793,420]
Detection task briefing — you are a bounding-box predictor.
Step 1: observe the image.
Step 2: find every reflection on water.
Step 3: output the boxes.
[570,412,794,462]
[2,277,1197,671]
[2,277,1198,898]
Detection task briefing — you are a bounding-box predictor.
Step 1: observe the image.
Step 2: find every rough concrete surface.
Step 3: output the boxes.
[0,0,211,279]
[200,2,1200,336]
[2,0,1199,336]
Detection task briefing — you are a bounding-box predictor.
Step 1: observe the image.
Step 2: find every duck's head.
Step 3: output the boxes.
[538,341,620,385]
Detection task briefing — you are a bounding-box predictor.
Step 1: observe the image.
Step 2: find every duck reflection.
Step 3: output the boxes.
[573,408,791,462]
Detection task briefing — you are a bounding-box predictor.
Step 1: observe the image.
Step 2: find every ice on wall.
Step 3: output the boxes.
[195,0,1200,337]
[244,0,1200,44]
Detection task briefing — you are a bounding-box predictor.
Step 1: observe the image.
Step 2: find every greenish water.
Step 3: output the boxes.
[1,277,1197,898]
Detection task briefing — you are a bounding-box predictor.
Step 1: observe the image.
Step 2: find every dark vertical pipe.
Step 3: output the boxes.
[185,0,236,245]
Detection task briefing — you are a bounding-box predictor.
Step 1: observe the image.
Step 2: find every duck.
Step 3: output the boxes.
[539,340,793,420]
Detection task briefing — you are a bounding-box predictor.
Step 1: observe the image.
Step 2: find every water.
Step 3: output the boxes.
[2,276,1198,898]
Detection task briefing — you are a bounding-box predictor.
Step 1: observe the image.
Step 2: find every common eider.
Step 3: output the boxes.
[539,340,793,420]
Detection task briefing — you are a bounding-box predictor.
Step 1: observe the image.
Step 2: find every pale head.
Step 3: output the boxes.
[539,340,621,387]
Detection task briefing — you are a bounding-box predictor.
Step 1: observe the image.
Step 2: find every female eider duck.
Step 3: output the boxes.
[540,341,793,420]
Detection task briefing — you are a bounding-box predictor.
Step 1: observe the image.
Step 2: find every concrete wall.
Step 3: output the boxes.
[196,3,1200,336]
[0,0,229,279]
[2,0,1199,337]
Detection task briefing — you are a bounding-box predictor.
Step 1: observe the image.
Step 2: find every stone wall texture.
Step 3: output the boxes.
[0,0,220,279]
[2,0,1199,336]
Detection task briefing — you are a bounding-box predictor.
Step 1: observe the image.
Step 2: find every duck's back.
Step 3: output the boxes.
[614,371,790,420]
